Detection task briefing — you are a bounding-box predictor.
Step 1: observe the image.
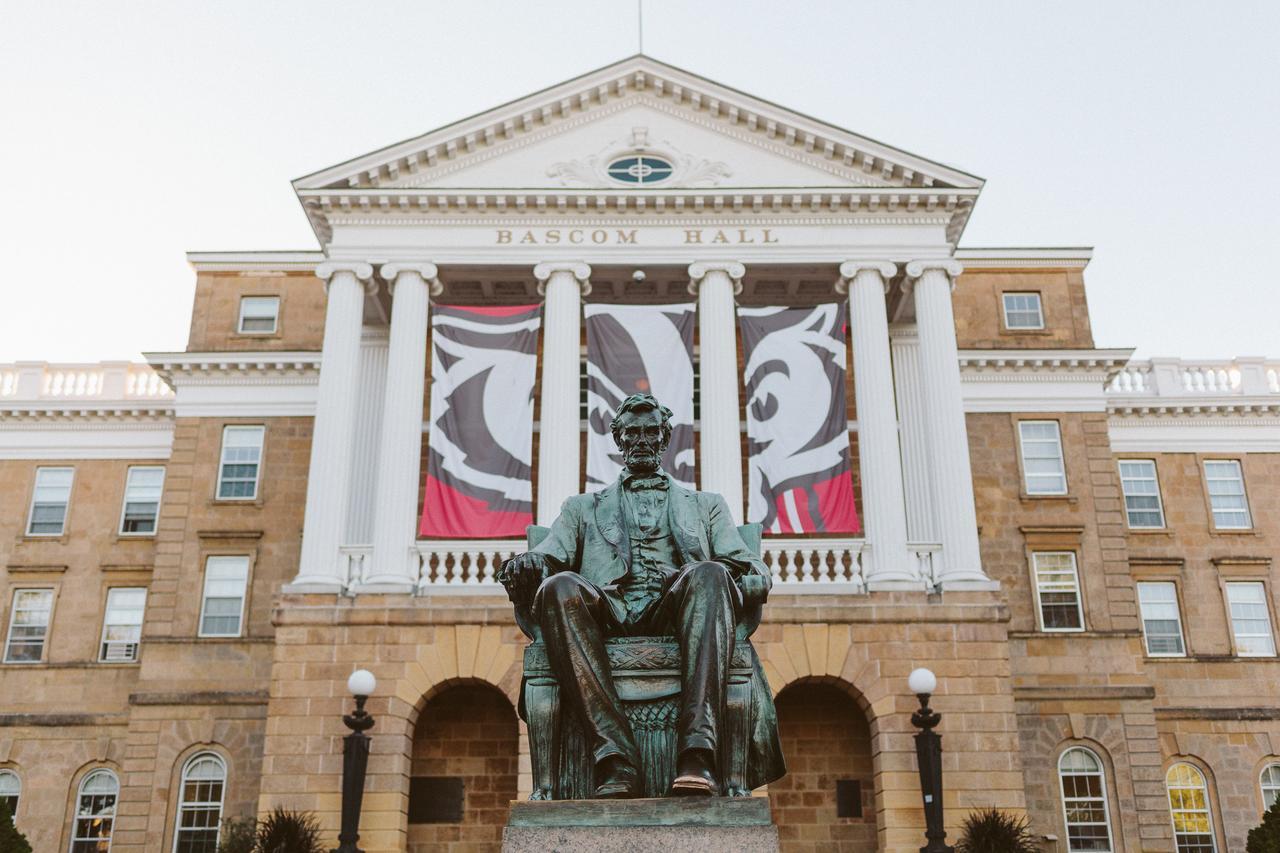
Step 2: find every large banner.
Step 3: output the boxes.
[584,303,696,490]
[739,304,861,534]
[421,304,540,537]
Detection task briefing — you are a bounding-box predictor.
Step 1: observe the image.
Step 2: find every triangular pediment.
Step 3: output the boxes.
[294,55,982,194]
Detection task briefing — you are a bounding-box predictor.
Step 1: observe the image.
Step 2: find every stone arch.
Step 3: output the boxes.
[406,679,520,853]
[1253,754,1280,816]
[1052,740,1124,853]
[60,759,123,853]
[159,741,235,852]
[769,676,879,852]
[1163,754,1227,852]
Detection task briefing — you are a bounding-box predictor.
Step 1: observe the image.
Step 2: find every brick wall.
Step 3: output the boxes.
[187,271,326,352]
[953,267,1095,350]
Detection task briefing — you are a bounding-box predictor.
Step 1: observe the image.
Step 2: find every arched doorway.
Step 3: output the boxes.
[408,682,519,852]
[770,680,878,851]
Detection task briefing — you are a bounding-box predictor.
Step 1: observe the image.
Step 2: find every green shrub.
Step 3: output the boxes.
[255,807,325,853]
[0,800,33,853]
[955,807,1038,853]
[1248,797,1280,853]
[217,815,257,853]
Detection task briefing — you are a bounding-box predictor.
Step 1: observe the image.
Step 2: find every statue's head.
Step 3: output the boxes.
[610,393,672,475]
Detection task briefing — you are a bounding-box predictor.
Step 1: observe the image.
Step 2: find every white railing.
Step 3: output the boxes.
[340,545,373,587]
[0,361,173,401]
[416,539,519,591]
[1108,357,1280,398]
[761,537,864,590]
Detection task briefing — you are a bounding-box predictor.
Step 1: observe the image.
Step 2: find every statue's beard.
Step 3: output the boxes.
[622,442,664,474]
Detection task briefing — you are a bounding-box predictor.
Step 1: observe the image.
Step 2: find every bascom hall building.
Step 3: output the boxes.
[1,56,1278,853]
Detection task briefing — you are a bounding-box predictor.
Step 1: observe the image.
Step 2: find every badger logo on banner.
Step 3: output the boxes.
[421,305,540,537]
[739,304,861,534]
[584,303,696,490]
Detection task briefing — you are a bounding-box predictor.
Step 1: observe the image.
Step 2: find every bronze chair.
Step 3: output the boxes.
[515,522,771,799]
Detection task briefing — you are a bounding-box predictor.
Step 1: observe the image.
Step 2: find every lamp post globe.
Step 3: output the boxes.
[348,669,376,697]
[908,667,937,696]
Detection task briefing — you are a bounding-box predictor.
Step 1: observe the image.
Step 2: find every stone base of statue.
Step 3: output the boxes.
[501,796,780,852]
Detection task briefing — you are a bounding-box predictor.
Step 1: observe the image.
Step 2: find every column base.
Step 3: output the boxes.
[866,578,929,592]
[937,576,1001,592]
[281,579,345,594]
[352,579,417,595]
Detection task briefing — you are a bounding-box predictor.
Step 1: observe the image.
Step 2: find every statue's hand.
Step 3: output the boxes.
[497,552,548,605]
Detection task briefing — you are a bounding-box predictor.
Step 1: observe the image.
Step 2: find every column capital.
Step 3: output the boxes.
[904,259,964,280]
[835,261,897,295]
[315,261,376,294]
[686,261,745,295]
[533,261,592,296]
[380,262,442,297]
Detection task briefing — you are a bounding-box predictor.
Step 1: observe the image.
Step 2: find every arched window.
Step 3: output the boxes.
[1262,763,1280,811]
[70,768,118,852]
[173,753,225,853]
[1058,747,1114,851]
[0,769,19,819]
[1166,763,1217,853]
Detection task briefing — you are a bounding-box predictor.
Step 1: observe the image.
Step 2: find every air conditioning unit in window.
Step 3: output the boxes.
[102,642,138,662]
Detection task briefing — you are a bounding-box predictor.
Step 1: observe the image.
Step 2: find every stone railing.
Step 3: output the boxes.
[1108,357,1280,398]
[0,361,172,401]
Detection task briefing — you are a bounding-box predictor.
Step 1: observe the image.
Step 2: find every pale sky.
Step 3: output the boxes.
[2,1,1278,363]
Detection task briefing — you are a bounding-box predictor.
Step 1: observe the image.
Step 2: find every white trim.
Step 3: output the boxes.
[187,251,322,271]
[959,349,1129,413]
[146,351,320,418]
[0,421,174,460]
[1107,415,1280,453]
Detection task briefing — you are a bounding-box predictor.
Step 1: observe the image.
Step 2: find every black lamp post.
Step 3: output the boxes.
[908,667,954,853]
[334,669,376,853]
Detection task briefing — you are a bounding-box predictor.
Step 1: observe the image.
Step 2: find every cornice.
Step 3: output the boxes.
[958,349,1133,375]
[954,247,1092,270]
[145,352,322,389]
[1107,400,1280,418]
[187,251,323,272]
[0,410,173,424]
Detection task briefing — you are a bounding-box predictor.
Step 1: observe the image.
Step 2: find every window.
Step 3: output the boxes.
[70,769,118,852]
[26,466,73,535]
[1225,582,1276,656]
[0,769,18,820]
[4,589,53,663]
[1167,763,1217,853]
[199,557,248,637]
[1032,552,1084,631]
[237,295,279,334]
[1137,582,1186,656]
[606,155,673,184]
[1058,748,1113,852]
[1003,291,1044,330]
[1119,460,1165,528]
[216,426,264,500]
[100,588,146,663]
[119,466,165,535]
[1203,460,1251,529]
[1019,421,1067,495]
[173,753,225,853]
[1262,763,1280,811]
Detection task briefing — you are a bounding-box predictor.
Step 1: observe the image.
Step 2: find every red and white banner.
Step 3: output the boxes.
[421,305,540,537]
[739,304,861,534]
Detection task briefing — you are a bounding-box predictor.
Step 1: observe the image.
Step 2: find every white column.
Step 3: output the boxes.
[293,261,374,591]
[837,262,914,588]
[906,260,993,588]
[688,262,745,525]
[364,263,439,591]
[889,326,936,543]
[533,262,590,526]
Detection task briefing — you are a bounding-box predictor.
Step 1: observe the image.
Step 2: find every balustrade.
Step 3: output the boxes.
[1109,358,1280,398]
[0,362,172,401]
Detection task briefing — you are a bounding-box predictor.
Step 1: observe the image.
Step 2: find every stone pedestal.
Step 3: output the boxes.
[502,796,780,852]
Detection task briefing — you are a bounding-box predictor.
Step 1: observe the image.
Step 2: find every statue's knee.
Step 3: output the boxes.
[539,572,585,606]
[686,560,731,588]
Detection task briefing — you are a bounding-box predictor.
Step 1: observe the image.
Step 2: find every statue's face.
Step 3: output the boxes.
[614,407,668,474]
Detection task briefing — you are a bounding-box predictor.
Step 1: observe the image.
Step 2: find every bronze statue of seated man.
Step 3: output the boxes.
[499,393,782,799]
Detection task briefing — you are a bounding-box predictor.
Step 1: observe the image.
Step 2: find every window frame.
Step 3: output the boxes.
[1002,291,1046,331]
[1031,551,1086,633]
[0,768,19,821]
[118,465,165,537]
[172,752,226,853]
[99,587,147,664]
[25,466,75,537]
[236,295,280,335]
[1018,420,1069,496]
[1166,762,1218,853]
[4,587,55,664]
[1057,746,1115,853]
[1261,762,1280,812]
[1223,581,1277,658]
[70,767,118,852]
[1202,459,1252,530]
[1118,458,1166,529]
[198,555,250,639]
[1136,580,1187,658]
[215,425,265,501]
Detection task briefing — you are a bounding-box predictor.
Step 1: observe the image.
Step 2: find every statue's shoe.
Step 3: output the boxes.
[593,756,641,799]
[668,749,718,796]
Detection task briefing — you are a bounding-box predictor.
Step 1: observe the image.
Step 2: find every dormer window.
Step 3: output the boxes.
[606,156,674,185]
[238,296,280,334]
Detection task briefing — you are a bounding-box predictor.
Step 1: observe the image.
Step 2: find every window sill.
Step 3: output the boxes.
[1209,528,1262,538]
[15,534,69,546]
[209,498,264,509]
[1126,528,1175,537]
[1019,493,1078,505]
[115,533,158,543]
[1001,327,1052,336]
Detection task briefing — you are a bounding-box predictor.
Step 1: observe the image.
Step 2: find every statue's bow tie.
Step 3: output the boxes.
[624,475,669,491]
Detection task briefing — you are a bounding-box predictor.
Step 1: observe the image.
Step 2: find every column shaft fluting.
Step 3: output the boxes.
[534,263,590,526]
[908,260,990,587]
[366,263,438,590]
[295,262,374,590]
[890,329,936,543]
[689,262,745,525]
[840,262,913,586]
